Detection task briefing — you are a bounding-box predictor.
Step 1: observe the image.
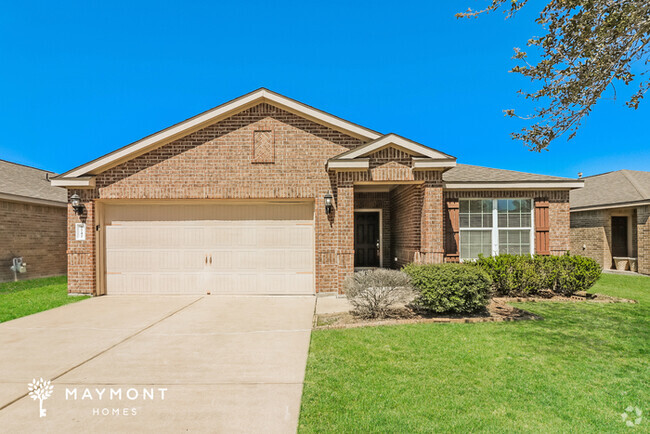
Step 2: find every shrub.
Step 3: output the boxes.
[473,254,542,296]
[549,254,602,295]
[344,269,415,319]
[402,263,492,314]
[476,254,601,296]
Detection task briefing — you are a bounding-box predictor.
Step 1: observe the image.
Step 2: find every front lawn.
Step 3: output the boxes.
[299,273,650,432]
[0,276,89,322]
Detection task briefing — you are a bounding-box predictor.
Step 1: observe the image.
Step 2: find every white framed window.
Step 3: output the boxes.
[459,198,534,261]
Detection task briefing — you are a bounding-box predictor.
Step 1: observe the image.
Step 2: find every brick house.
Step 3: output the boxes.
[570,170,650,275]
[51,89,583,296]
[0,160,67,282]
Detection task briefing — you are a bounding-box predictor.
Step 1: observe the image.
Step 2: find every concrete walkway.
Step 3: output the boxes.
[0,295,315,433]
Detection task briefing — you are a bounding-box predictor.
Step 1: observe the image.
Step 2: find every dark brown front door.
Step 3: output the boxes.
[355,212,380,267]
[611,216,628,257]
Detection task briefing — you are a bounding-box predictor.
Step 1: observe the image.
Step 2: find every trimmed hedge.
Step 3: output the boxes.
[402,263,492,314]
[475,254,601,296]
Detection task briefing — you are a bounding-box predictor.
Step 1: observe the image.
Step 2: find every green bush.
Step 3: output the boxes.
[472,254,542,296]
[549,254,602,295]
[476,254,601,296]
[402,263,492,314]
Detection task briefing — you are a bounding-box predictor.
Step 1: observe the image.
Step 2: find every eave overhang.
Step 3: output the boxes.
[444,180,584,190]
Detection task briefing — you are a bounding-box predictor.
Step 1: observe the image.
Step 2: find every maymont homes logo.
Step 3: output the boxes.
[28,378,168,418]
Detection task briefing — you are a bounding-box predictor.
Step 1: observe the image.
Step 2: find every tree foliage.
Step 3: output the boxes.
[458,0,650,151]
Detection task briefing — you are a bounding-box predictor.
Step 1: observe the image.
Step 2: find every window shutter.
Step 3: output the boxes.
[534,198,550,255]
[445,198,460,262]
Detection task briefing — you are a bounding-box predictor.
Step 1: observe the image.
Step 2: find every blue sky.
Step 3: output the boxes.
[1,1,648,178]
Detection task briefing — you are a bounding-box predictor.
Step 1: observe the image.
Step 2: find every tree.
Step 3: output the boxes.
[458,1,650,151]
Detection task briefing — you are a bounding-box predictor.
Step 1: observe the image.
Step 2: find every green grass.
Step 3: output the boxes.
[299,273,650,433]
[0,276,89,322]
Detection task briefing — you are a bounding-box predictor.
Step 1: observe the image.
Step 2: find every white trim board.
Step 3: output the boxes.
[333,133,455,161]
[571,200,650,212]
[444,181,584,190]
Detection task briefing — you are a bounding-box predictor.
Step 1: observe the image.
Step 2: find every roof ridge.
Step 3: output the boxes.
[621,169,650,200]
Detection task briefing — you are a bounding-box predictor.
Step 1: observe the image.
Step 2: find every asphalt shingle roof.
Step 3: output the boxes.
[0,160,67,203]
[570,170,650,210]
[443,164,575,183]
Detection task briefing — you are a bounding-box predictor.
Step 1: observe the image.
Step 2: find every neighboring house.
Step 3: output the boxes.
[0,160,67,282]
[570,170,650,275]
[51,89,583,296]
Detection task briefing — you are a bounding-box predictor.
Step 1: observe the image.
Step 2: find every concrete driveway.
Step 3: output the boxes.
[0,295,315,433]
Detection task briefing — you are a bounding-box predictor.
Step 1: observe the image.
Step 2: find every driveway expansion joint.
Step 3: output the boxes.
[0,296,203,413]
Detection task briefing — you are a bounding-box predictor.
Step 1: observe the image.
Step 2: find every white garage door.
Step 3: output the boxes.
[103,202,314,295]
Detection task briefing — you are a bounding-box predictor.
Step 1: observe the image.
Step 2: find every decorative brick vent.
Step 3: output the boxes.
[252,130,274,163]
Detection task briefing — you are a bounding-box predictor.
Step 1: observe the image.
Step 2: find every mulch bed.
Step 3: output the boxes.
[496,290,637,304]
[313,291,636,330]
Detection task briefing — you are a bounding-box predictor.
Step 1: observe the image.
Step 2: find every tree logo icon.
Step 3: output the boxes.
[28,378,54,418]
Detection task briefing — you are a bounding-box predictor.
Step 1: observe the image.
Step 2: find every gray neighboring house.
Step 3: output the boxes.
[570,170,650,275]
[0,160,67,282]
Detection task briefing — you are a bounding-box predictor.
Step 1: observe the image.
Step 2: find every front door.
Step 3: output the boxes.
[611,216,628,258]
[355,211,380,267]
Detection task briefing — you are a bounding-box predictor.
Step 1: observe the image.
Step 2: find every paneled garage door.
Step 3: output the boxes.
[103,202,314,295]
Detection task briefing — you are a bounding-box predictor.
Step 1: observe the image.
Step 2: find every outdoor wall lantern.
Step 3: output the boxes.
[324,192,334,214]
[70,193,85,215]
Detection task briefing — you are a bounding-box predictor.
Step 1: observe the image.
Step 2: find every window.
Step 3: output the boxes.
[459,199,533,261]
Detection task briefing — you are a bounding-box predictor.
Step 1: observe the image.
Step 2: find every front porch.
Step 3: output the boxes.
[353,183,429,271]
[327,134,458,291]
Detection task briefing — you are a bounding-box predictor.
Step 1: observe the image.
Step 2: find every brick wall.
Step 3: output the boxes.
[66,192,96,294]
[0,199,67,282]
[570,210,610,268]
[638,205,650,275]
[420,182,444,264]
[445,190,571,259]
[390,185,423,268]
[67,103,365,295]
[64,100,577,295]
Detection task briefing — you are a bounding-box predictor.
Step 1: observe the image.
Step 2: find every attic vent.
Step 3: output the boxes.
[252,130,274,163]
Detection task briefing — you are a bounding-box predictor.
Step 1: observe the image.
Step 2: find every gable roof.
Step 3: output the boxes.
[333,134,455,160]
[327,133,456,170]
[570,170,650,211]
[0,160,67,206]
[53,88,383,183]
[443,164,583,189]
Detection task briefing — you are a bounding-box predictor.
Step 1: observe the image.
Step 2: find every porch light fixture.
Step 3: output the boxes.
[70,193,85,215]
[324,192,333,214]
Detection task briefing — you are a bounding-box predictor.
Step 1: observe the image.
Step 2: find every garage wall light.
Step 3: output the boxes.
[324,192,333,214]
[70,193,85,215]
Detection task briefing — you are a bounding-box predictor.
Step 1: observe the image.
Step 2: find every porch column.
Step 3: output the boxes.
[420,181,444,264]
[336,175,355,294]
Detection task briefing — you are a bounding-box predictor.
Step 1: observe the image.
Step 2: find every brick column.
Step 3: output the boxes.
[420,181,444,264]
[336,174,355,294]
[548,192,571,255]
[638,205,650,275]
[67,190,96,295]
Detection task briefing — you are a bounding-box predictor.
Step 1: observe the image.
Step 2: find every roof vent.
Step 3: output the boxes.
[578,172,583,178]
